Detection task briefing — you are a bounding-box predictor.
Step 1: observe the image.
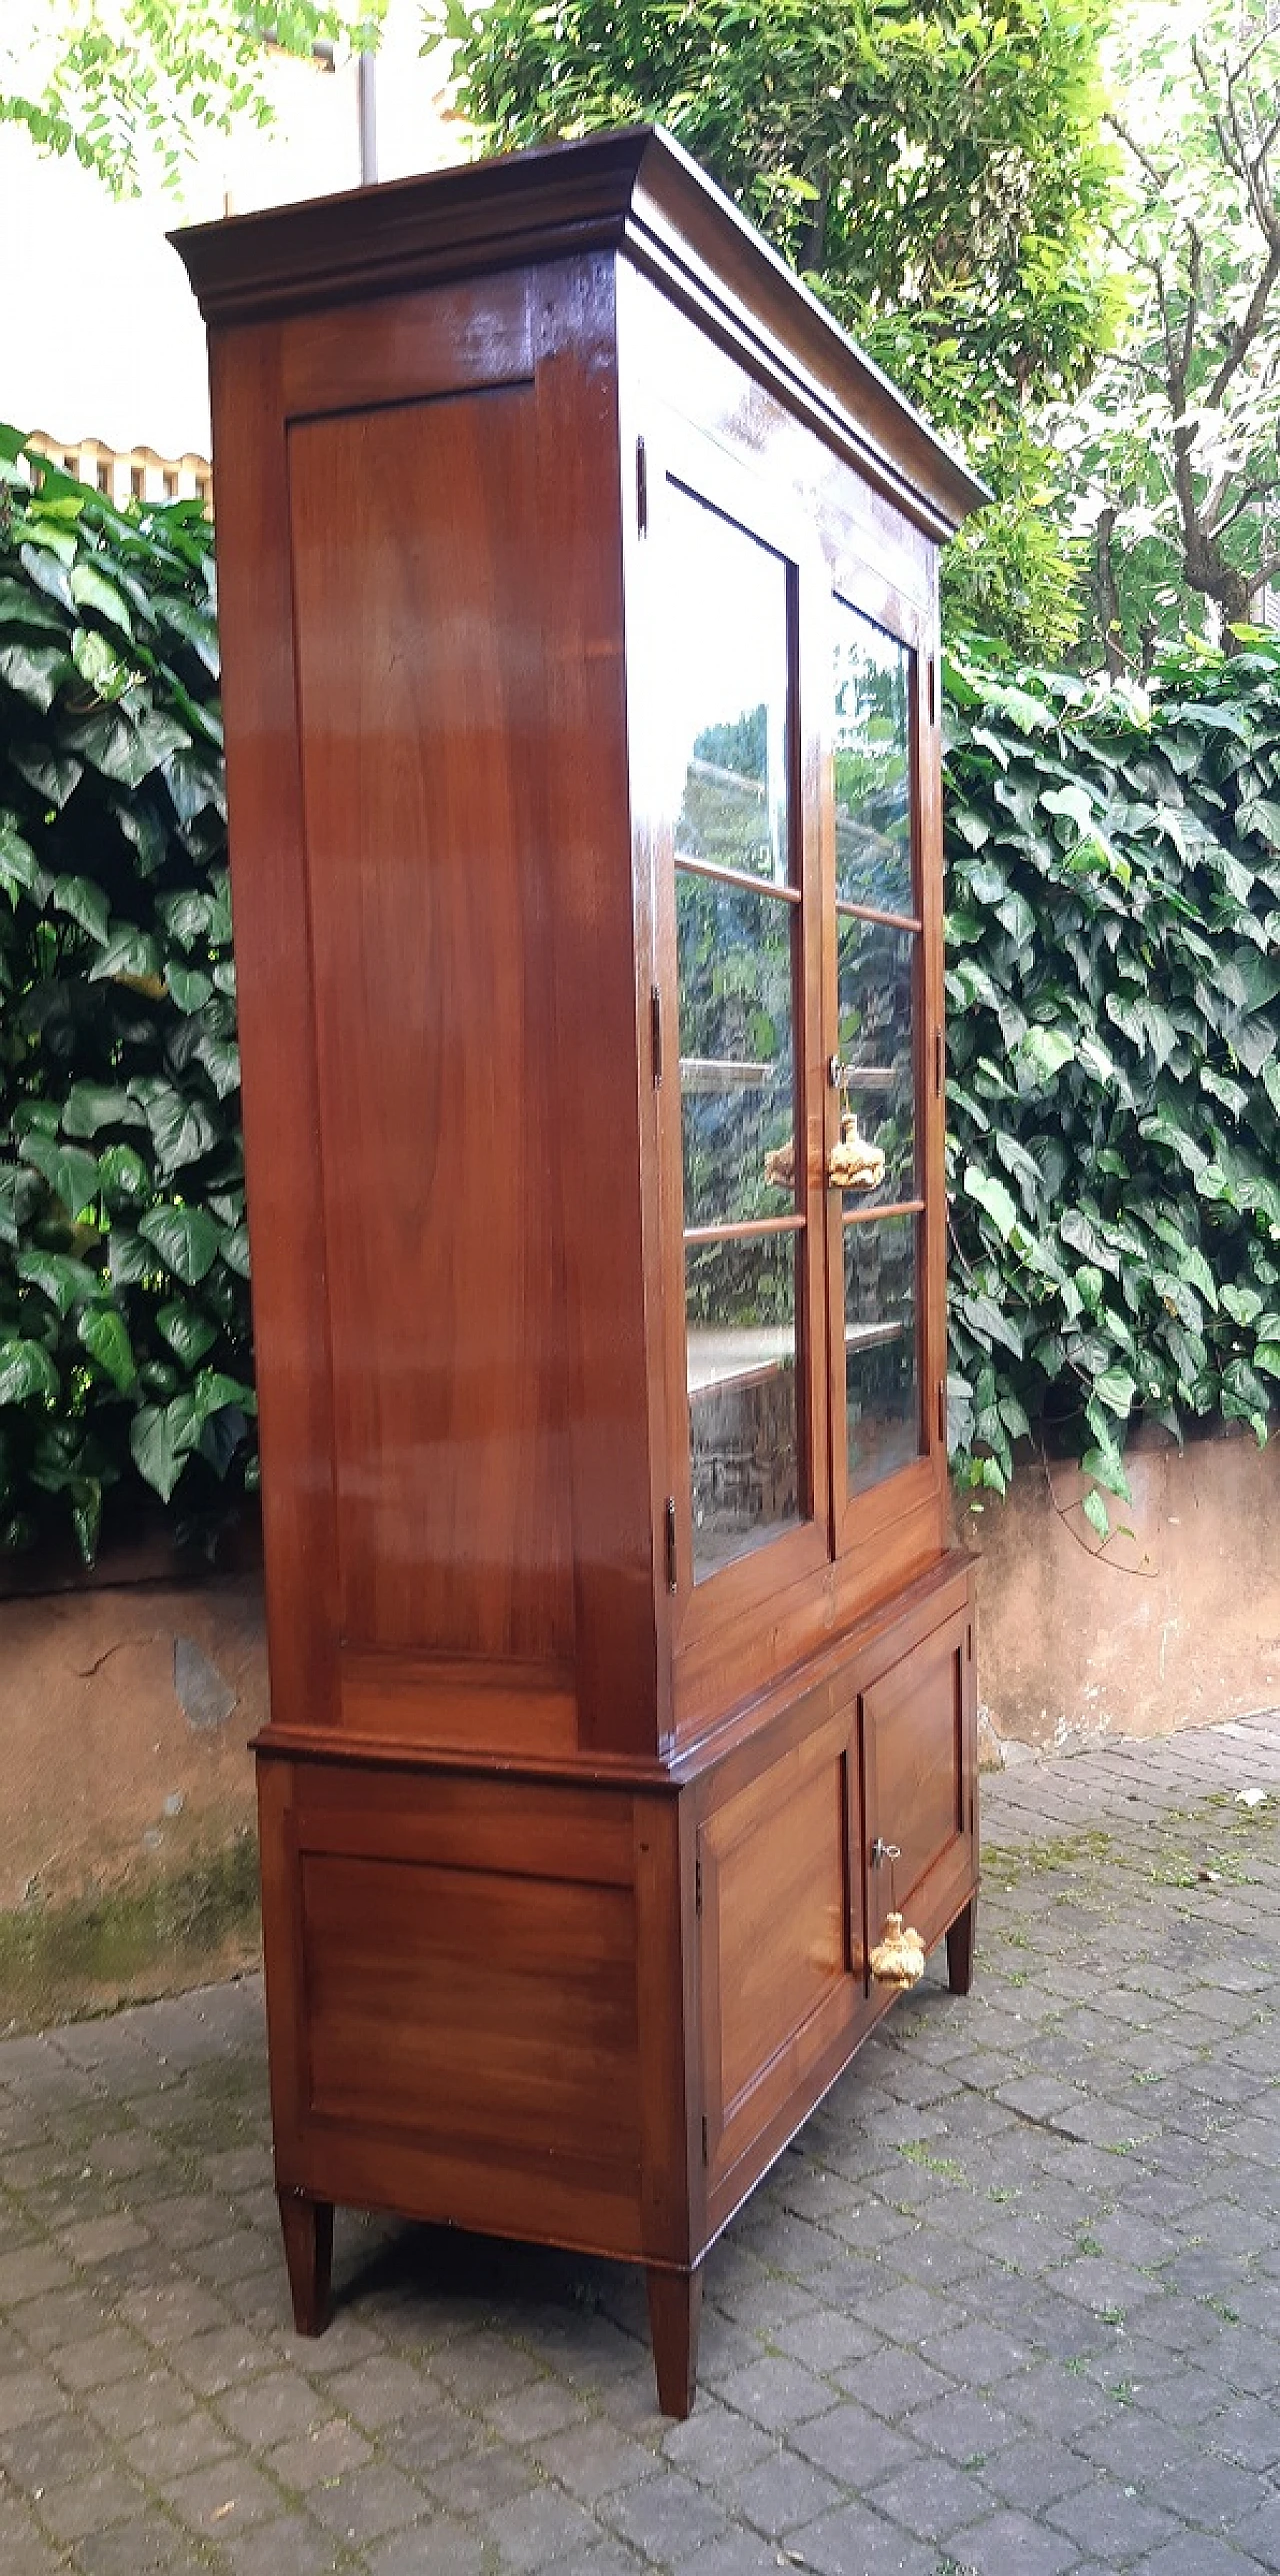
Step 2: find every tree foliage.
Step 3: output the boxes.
[1056,0,1280,668]
[945,635,1280,1541]
[1,1,383,194]
[0,428,253,1564]
[439,0,1116,657]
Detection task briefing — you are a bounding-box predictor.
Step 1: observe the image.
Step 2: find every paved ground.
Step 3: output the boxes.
[3,1715,1280,2576]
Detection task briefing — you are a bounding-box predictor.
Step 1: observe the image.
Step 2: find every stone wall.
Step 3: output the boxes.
[0,1568,265,2024]
[964,1426,1280,1753]
[3,1424,1277,2021]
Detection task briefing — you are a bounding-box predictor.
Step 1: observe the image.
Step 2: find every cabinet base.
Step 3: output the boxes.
[647,2264,703,2420]
[278,2190,333,2337]
[947,1894,977,1996]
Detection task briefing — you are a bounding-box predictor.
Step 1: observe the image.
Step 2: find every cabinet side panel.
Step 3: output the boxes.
[286,387,574,1670]
[208,323,341,1733]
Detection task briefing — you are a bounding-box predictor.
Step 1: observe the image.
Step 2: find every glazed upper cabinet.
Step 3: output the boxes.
[638,406,950,1728]
[175,125,984,2421]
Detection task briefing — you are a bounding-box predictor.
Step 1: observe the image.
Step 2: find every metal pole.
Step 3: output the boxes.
[358,49,378,187]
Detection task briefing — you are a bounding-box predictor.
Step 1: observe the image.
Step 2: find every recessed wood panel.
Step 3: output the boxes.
[301,1852,640,2172]
[699,1719,855,2178]
[862,1607,967,1935]
[287,388,573,1666]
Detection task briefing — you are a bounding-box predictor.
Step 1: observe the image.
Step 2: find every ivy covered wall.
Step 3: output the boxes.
[0,431,252,1564]
[945,639,1280,1539]
[3,423,1280,1567]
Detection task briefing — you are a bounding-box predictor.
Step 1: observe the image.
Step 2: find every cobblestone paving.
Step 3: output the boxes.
[3,1711,1280,2576]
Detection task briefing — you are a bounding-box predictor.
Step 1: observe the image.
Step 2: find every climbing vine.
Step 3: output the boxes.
[945,637,1280,1537]
[0,429,251,1565]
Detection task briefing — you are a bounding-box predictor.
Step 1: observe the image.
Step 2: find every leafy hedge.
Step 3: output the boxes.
[945,638,1280,1538]
[0,430,252,1565]
[6,412,1280,1567]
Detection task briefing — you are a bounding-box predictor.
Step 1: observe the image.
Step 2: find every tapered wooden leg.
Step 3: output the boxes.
[647,2263,703,2419]
[278,2190,333,2336]
[947,1895,977,1996]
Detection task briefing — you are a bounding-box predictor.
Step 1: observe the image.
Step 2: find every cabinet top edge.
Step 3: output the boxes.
[169,124,985,536]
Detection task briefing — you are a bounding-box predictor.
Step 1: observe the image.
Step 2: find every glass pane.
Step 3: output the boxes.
[666,488,790,887]
[833,605,913,915]
[844,1215,921,1495]
[686,1233,801,1581]
[678,871,796,1227]
[836,916,916,1205]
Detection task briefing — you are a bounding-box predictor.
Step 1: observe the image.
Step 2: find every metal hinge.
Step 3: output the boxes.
[664,1496,677,1591]
[651,985,662,1086]
[927,655,937,726]
[937,1381,947,1445]
[935,1026,945,1098]
[636,436,648,535]
[701,2115,709,2164]
[695,1854,703,1915]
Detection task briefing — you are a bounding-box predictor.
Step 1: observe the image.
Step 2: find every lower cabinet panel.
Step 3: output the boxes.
[263,1762,649,2260]
[254,1560,978,2401]
[300,1852,641,2165]
[862,1602,976,1956]
[698,1713,859,2190]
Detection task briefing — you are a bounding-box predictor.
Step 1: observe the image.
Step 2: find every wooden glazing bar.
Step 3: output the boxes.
[675,854,801,905]
[683,1214,806,1246]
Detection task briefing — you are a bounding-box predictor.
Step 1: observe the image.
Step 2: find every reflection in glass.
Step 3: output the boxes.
[686,1233,800,1580]
[834,606,913,916]
[837,916,916,1203]
[677,872,796,1227]
[667,488,790,886]
[844,1215,921,1494]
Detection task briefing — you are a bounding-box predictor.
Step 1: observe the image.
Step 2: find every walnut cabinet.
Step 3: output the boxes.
[175,127,985,2416]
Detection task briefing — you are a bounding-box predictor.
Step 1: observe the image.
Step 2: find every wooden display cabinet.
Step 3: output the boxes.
[175,126,985,2417]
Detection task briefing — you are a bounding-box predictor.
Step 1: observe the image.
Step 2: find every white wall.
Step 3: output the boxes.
[0,4,464,464]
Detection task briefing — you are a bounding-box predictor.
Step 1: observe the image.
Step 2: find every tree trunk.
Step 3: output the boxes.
[1094,507,1126,675]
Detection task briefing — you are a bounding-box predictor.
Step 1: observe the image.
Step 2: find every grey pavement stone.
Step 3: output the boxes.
[733,2440,844,2534]
[602,2465,730,2560]
[785,2494,940,2574]
[1,1713,1280,2574]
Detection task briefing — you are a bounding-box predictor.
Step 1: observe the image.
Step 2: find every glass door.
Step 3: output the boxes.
[655,473,825,1607]
[827,599,928,1526]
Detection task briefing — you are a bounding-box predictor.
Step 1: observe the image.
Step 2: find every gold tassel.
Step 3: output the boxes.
[828,1114,885,1192]
[869,1910,926,1988]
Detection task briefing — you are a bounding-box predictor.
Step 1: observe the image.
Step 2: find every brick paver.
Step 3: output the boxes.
[1,1709,1279,2573]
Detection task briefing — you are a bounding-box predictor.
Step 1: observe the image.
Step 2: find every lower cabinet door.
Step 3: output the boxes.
[861,1602,975,1965]
[697,1710,861,2193]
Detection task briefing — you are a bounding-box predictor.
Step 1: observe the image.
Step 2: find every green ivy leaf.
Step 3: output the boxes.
[137,1204,221,1285]
[50,874,110,944]
[0,637,66,712]
[14,1250,98,1314]
[156,1302,218,1365]
[963,1165,1019,1241]
[0,1339,60,1406]
[86,926,163,987]
[69,560,134,639]
[1094,1367,1137,1419]
[166,964,213,1013]
[97,1145,151,1210]
[77,1305,136,1390]
[1081,1487,1110,1541]
[0,818,43,903]
[129,1399,200,1501]
[61,1083,145,1139]
[18,1133,100,1218]
[142,1087,219,1176]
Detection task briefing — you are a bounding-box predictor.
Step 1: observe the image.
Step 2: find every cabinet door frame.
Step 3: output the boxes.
[641,417,833,1650]
[819,553,947,1568]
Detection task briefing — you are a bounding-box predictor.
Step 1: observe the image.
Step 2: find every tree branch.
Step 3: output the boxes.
[1207,241,1280,406]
